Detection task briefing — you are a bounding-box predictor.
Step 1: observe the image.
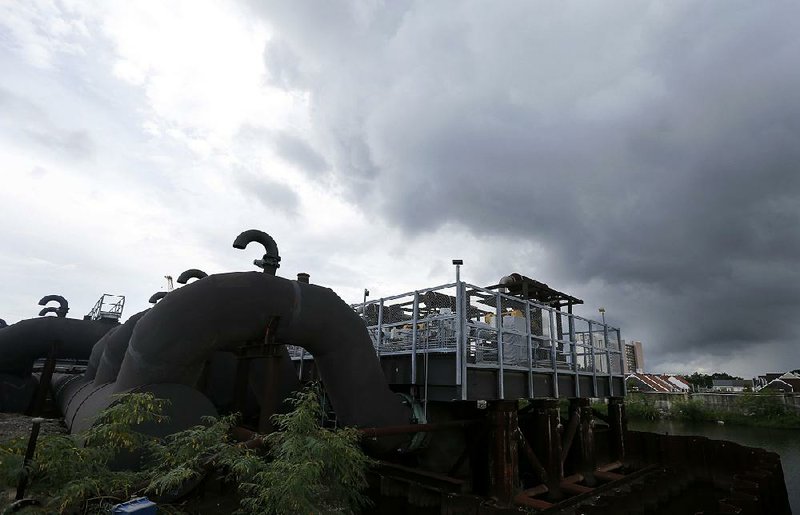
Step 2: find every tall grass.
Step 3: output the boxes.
[625,392,800,429]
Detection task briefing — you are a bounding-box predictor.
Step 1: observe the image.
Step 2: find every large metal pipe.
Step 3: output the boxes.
[0,317,116,376]
[113,272,410,430]
[93,310,149,385]
[0,317,117,412]
[83,326,118,381]
[0,319,6,329]
[177,269,208,284]
[232,230,280,275]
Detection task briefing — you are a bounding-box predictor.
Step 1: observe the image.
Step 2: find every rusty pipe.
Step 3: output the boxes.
[360,419,481,437]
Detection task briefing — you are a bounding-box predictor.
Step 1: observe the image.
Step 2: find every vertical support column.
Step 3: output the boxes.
[531,399,563,500]
[616,329,624,394]
[258,316,283,434]
[568,304,580,398]
[233,357,250,414]
[525,300,534,397]
[495,292,505,399]
[376,298,384,357]
[461,284,468,398]
[555,305,564,341]
[411,291,419,385]
[608,396,627,463]
[589,321,598,397]
[548,309,559,398]
[566,398,596,486]
[604,323,613,396]
[298,348,305,381]
[487,400,519,504]
[456,282,466,399]
[27,340,59,416]
[258,345,284,434]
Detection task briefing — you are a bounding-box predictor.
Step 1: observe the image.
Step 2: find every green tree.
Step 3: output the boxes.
[0,393,166,513]
[238,386,375,515]
[0,385,374,515]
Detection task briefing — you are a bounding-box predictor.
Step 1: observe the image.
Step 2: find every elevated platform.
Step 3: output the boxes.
[291,280,624,400]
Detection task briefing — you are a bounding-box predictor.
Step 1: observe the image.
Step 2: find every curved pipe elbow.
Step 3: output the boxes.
[177,269,208,284]
[38,295,69,316]
[232,229,281,274]
[39,306,63,317]
[148,292,168,304]
[115,272,411,436]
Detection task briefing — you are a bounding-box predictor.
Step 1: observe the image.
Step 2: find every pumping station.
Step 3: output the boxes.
[0,229,791,514]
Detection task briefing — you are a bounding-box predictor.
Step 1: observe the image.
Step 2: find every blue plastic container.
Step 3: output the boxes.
[111,497,157,514]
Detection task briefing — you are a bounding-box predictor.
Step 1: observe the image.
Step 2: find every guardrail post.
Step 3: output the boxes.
[568,305,579,397]
[604,323,613,396]
[377,298,384,357]
[496,292,504,399]
[411,291,419,385]
[616,328,624,394]
[548,310,559,398]
[525,300,534,397]
[589,321,598,397]
[456,282,465,399]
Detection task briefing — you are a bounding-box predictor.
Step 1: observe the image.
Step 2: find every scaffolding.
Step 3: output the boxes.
[86,294,125,321]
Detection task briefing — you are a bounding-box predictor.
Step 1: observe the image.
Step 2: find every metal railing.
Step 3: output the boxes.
[86,294,125,321]
[289,281,624,399]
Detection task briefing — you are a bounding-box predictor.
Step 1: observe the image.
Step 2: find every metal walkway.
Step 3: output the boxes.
[291,280,624,400]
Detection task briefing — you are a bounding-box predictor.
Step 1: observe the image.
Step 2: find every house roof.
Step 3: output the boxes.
[712,379,753,387]
[626,373,682,392]
[761,378,795,392]
[666,376,691,389]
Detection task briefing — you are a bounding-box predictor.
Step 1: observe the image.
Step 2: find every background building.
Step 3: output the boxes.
[623,340,645,374]
[711,379,753,392]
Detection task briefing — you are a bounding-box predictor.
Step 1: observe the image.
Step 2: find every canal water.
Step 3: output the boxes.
[629,419,799,513]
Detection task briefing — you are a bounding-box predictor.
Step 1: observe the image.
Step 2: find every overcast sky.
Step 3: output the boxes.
[2,1,798,377]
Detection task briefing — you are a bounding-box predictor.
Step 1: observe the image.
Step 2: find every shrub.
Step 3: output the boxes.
[735,392,786,419]
[0,385,374,515]
[625,395,660,421]
[672,399,712,423]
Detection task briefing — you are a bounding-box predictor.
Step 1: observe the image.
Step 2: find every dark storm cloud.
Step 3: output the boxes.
[245,1,800,372]
[236,125,329,176]
[236,171,299,216]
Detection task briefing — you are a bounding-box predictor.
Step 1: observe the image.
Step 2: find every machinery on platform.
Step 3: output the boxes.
[1,229,791,514]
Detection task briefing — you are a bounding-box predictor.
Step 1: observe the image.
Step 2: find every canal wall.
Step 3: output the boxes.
[629,392,800,413]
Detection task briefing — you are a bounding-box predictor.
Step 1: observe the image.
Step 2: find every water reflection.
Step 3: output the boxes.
[629,419,799,513]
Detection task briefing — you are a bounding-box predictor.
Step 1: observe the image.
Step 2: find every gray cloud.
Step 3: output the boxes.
[245,1,800,373]
[273,131,329,176]
[236,171,300,216]
[0,87,95,161]
[237,125,329,176]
